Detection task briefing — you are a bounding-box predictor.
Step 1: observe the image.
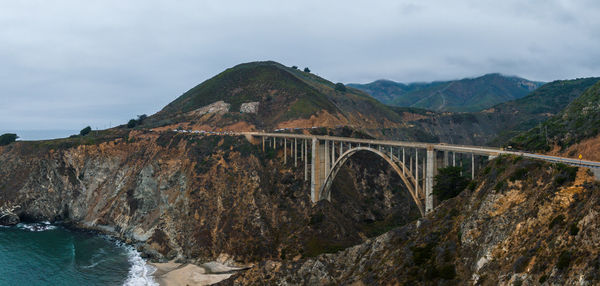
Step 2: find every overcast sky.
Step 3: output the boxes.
[1,0,600,138]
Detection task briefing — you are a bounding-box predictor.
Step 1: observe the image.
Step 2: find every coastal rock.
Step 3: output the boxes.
[0,211,19,226]
[0,205,20,226]
[0,132,416,265]
[221,158,600,285]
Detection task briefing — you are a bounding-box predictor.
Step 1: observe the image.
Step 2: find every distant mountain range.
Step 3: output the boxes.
[348,74,545,112]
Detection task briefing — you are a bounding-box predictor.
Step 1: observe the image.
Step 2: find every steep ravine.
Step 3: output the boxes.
[220,157,600,285]
[0,131,419,265]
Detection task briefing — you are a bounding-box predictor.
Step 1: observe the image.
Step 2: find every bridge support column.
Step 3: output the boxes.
[331,140,335,168]
[311,138,320,202]
[453,152,456,166]
[262,137,265,152]
[324,140,330,177]
[471,153,475,180]
[304,140,308,181]
[294,139,297,167]
[415,149,419,195]
[284,138,287,164]
[426,148,435,213]
[444,151,449,167]
[402,148,405,175]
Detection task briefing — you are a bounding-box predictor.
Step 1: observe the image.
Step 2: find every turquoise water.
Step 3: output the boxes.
[0,223,157,286]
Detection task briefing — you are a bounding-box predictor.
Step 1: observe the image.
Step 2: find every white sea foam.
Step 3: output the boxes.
[122,245,158,286]
[16,222,57,232]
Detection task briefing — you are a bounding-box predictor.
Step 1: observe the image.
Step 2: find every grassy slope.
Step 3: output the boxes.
[509,80,600,151]
[149,61,403,129]
[490,77,600,144]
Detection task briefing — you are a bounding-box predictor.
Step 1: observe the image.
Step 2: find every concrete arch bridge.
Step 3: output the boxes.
[239,132,600,217]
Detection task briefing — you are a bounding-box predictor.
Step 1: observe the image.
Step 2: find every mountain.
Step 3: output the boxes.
[509,80,600,160]
[349,74,545,112]
[379,78,599,146]
[488,77,600,144]
[147,61,404,131]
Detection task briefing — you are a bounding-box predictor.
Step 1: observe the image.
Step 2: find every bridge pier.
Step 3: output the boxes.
[304,139,308,181]
[284,138,287,164]
[415,149,419,195]
[471,153,475,180]
[311,138,320,202]
[426,148,435,213]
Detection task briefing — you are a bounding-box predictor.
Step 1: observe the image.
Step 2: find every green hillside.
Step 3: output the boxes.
[349,74,544,112]
[509,80,600,151]
[149,61,403,129]
[379,78,599,146]
[490,77,600,144]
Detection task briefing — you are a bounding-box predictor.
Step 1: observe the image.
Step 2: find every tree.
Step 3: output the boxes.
[291,65,298,69]
[137,114,147,124]
[335,82,347,92]
[80,126,92,136]
[433,166,471,201]
[0,133,18,146]
[304,67,311,73]
[127,119,138,128]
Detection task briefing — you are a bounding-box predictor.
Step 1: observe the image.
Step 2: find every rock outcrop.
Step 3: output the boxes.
[0,204,20,225]
[221,157,600,285]
[0,131,417,264]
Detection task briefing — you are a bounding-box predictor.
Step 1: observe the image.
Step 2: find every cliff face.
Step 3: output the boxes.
[0,131,418,263]
[223,157,600,285]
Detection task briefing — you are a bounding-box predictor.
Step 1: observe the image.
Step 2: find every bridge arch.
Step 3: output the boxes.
[318,147,425,217]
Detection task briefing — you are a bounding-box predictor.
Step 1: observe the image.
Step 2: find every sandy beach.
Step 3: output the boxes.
[150,261,247,286]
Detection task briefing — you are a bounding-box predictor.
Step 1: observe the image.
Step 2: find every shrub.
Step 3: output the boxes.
[303,67,311,73]
[309,213,324,226]
[557,250,572,270]
[79,126,92,136]
[334,82,347,92]
[127,119,138,128]
[137,114,147,124]
[494,180,506,191]
[549,214,565,229]
[569,223,580,235]
[433,166,471,201]
[554,163,578,185]
[0,133,18,146]
[509,168,528,181]
[437,264,456,279]
[467,180,478,191]
[291,65,298,69]
[411,243,435,265]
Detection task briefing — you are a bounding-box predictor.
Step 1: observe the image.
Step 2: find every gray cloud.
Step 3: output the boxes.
[1,0,599,137]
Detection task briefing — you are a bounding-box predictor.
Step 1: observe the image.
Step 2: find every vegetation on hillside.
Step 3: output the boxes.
[509,81,600,151]
[79,126,92,136]
[147,61,404,130]
[433,166,471,201]
[490,77,600,144]
[0,133,18,146]
[350,73,544,112]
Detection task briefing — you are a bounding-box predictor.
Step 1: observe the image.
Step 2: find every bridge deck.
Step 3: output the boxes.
[240,132,600,169]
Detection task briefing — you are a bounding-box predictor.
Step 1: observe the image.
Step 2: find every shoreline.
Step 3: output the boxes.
[150,261,247,286]
[3,220,248,285]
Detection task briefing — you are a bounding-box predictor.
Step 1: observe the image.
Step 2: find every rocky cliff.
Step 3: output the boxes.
[221,156,600,285]
[0,131,418,264]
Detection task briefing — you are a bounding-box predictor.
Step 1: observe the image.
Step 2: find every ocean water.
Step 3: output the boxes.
[0,223,157,286]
